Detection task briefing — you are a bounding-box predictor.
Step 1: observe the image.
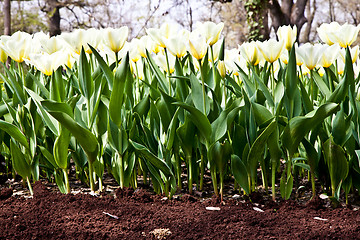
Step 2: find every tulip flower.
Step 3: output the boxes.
[317,22,341,45]
[129,38,141,63]
[296,43,326,70]
[0,31,32,62]
[60,29,86,54]
[188,32,208,60]
[39,35,67,54]
[339,45,359,64]
[146,23,177,49]
[238,41,261,66]
[277,25,297,51]
[195,21,224,46]
[155,51,175,74]
[28,51,68,76]
[137,35,157,58]
[318,43,340,68]
[82,28,102,54]
[209,38,223,62]
[318,22,360,48]
[164,35,187,58]
[217,60,226,78]
[102,26,129,53]
[256,39,284,63]
[0,45,8,63]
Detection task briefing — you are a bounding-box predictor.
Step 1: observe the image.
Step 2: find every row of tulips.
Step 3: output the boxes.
[0,21,360,203]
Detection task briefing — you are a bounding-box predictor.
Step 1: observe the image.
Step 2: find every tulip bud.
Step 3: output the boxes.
[217,60,226,78]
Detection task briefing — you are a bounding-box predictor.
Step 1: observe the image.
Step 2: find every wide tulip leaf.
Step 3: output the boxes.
[231,154,250,195]
[247,120,276,180]
[89,45,115,89]
[251,102,273,126]
[26,88,59,136]
[211,106,241,144]
[109,52,129,127]
[78,47,94,101]
[173,102,212,144]
[323,137,349,196]
[53,126,71,170]
[145,50,168,92]
[42,100,98,162]
[284,43,298,100]
[130,140,173,178]
[312,71,331,99]
[190,73,210,115]
[282,103,340,157]
[0,120,29,150]
[10,140,31,179]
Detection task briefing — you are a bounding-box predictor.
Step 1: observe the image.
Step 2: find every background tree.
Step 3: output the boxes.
[4,0,11,35]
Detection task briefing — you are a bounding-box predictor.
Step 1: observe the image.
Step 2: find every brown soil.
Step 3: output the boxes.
[1,181,360,239]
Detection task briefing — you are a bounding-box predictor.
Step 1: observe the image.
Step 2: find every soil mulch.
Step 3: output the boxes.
[1,181,360,239]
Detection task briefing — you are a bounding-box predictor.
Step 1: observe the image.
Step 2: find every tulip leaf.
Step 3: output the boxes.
[0,120,29,150]
[231,154,250,195]
[252,71,275,107]
[173,102,212,144]
[145,50,168,92]
[10,140,31,179]
[285,43,298,100]
[108,118,128,155]
[88,45,114,89]
[109,52,129,127]
[78,47,94,101]
[323,137,349,196]
[298,78,314,114]
[190,73,210,115]
[211,106,241,144]
[39,146,58,169]
[41,100,98,162]
[53,126,71,170]
[285,174,293,200]
[0,66,26,105]
[282,103,340,157]
[176,114,195,156]
[247,120,276,180]
[301,138,319,175]
[312,71,331,99]
[251,102,273,126]
[26,88,59,136]
[130,139,173,178]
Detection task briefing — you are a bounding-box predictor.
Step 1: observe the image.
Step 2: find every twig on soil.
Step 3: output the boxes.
[103,212,119,219]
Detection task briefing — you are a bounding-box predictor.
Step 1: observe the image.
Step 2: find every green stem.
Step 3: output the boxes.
[198,59,207,115]
[311,171,316,199]
[187,154,193,194]
[211,168,219,197]
[26,176,33,196]
[175,150,182,189]
[164,48,172,96]
[135,61,140,103]
[99,177,103,192]
[63,168,70,194]
[88,159,95,192]
[115,52,119,68]
[199,148,205,191]
[220,172,224,202]
[118,153,125,189]
[271,160,276,201]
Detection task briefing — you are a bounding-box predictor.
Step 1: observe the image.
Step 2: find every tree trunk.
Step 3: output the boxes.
[4,0,11,36]
[269,0,308,40]
[245,0,270,41]
[302,0,316,42]
[46,0,62,36]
